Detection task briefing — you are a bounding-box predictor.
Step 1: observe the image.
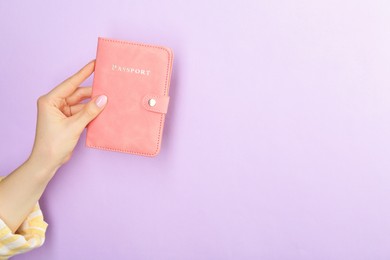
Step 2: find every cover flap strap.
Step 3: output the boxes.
[142,95,170,114]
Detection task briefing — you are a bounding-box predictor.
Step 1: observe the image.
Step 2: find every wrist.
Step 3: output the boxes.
[26,153,61,181]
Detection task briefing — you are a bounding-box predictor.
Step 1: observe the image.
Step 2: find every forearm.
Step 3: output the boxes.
[0,156,58,233]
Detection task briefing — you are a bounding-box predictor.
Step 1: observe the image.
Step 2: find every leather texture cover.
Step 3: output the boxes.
[86,37,174,156]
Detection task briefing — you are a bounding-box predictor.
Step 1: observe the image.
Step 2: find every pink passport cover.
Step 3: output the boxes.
[85,37,174,156]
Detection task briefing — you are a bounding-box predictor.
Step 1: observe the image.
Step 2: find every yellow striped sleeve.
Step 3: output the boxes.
[0,176,48,259]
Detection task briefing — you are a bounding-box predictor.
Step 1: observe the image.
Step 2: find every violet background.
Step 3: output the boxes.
[1,0,390,259]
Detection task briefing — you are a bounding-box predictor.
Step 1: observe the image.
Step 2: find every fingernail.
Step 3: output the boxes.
[95,95,107,108]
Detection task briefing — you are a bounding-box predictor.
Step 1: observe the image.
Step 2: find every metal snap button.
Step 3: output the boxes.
[148,98,157,107]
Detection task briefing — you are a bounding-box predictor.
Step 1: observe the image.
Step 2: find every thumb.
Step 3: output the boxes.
[74,94,107,129]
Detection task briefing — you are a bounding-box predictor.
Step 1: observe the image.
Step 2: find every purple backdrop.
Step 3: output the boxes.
[1,0,390,259]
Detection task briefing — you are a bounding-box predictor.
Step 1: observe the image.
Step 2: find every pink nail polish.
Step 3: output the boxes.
[96,95,107,108]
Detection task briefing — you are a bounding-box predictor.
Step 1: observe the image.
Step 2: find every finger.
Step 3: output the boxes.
[48,60,95,99]
[61,103,85,117]
[70,95,107,131]
[65,87,92,106]
[69,103,86,115]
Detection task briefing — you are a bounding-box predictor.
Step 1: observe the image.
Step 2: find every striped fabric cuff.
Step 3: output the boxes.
[0,203,48,259]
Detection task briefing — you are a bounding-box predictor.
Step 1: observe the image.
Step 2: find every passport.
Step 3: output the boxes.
[85,37,174,156]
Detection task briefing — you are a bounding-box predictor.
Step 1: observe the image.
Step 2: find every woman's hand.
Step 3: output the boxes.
[29,60,107,174]
[0,60,108,233]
